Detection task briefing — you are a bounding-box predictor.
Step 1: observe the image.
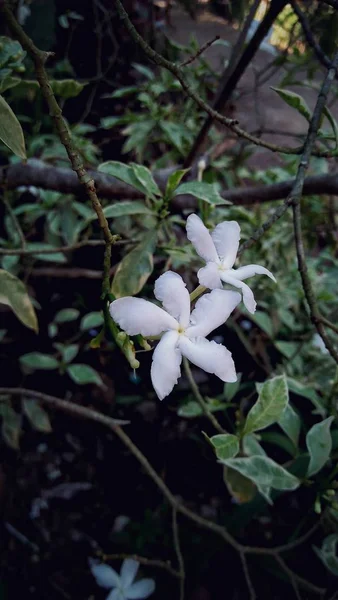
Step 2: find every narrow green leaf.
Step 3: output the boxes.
[271,87,311,122]
[67,363,103,386]
[210,433,239,460]
[222,456,300,499]
[0,269,38,332]
[177,401,203,418]
[243,374,289,435]
[165,169,190,200]
[174,181,230,206]
[306,416,334,477]
[131,163,162,198]
[98,161,149,196]
[102,201,153,219]
[314,534,338,576]
[20,352,59,370]
[0,404,21,449]
[80,312,104,331]
[23,399,52,433]
[0,94,26,159]
[54,308,80,324]
[108,86,138,99]
[278,403,301,447]
[322,105,338,149]
[111,231,157,298]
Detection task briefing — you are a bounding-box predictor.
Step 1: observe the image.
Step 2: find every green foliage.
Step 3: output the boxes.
[306,417,334,477]
[66,363,103,386]
[0,403,21,449]
[209,433,239,460]
[243,375,289,436]
[111,231,157,298]
[23,399,52,433]
[0,269,38,332]
[314,534,338,576]
[0,94,26,159]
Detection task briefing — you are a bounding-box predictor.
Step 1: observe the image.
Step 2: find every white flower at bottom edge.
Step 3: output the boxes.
[90,557,155,600]
[109,271,241,400]
[186,213,276,314]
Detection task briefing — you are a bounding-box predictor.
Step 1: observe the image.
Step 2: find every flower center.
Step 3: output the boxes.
[177,325,185,335]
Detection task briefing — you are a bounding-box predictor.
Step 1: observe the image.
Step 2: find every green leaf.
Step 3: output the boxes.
[0,76,21,93]
[25,242,67,264]
[223,465,257,504]
[59,344,79,364]
[108,86,138,98]
[210,433,239,460]
[306,416,334,477]
[67,363,103,386]
[160,121,186,152]
[243,433,267,457]
[261,432,297,457]
[130,164,162,198]
[177,401,203,418]
[222,456,300,501]
[23,399,52,433]
[80,312,104,331]
[98,161,150,196]
[243,374,289,436]
[278,403,301,447]
[0,403,21,449]
[0,94,26,159]
[111,231,157,298]
[0,269,38,332]
[54,308,80,323]
[165,169,190,200]
[271,87,311,122]
[287,377,325,416]
[20,352,59,370]
[50,79,86,99]
[174,181,230,206]
[321,105,338,149]
[224,373,242,401]
[102,201,153,219]
[314,534,338,576]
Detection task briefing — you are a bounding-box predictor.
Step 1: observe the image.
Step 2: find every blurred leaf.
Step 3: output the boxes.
[314,534,338,576]
[248,310,274,337]
[243,433,267,457]
[223,465,256,504]
[50,79,86,99]
[54,308,80,323]
[98,161,149,196]
[174,181,230,206]
[26,242,67,264]
[306,416,334,477]
[243,374,288,435]
[0,269,38,332]
[58,344,79,364]
[210,433,239,460]
[287,377,325,415]
[23,399,52,433]
[20,352,59,370]
[275,340,298,359]
[80,312,104,331]
[321,105,338,149]
[278,403,301,447]
[160,121,187,152]
[165,169,190,200]
[261,432,297,457]
[111,231,157,298]
[178,401,203,418]
[108,86,139,99]
[271,87,311,122]
[224,373,242,401]
[0,403,21,449]
[0,94,26,159]
[131,164,162,198]
[102,201,153,219]
[67,364,103,386]
[222,456,299,502]
[132,63,155,80]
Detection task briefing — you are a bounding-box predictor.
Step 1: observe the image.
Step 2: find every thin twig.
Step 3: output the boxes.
[179,35,220,67]
[172,508,185,600]
[98,552,180,579]
[240,552,256,600]
[183,357,225,434]
[275,555,326,597]
[291,0,334,73]
[112,0,336,159]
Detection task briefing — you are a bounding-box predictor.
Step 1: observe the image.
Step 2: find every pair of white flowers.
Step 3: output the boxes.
[110,214,275,400]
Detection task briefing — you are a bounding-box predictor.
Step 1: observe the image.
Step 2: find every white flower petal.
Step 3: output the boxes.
[211,221,240,269]
[154,271,190,327]
[126,579,156,599]
[90,562,121,589]
[220,273,256,314]
[230,264,276,282]
[179,336,237,382]
[151,331,181,400]
[107,589,124,600]
[186,214,219,263]
[197,262,222,290]
[120,559,139,589]
[187,290,241,338]
[110,298,178,336]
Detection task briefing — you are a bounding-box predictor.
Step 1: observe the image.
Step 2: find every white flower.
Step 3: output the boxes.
[186,214,276,314]
[90,558,155,600]
[110,271,241,400]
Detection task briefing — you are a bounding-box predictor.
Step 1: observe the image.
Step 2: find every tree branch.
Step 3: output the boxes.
[291,0,335,73]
